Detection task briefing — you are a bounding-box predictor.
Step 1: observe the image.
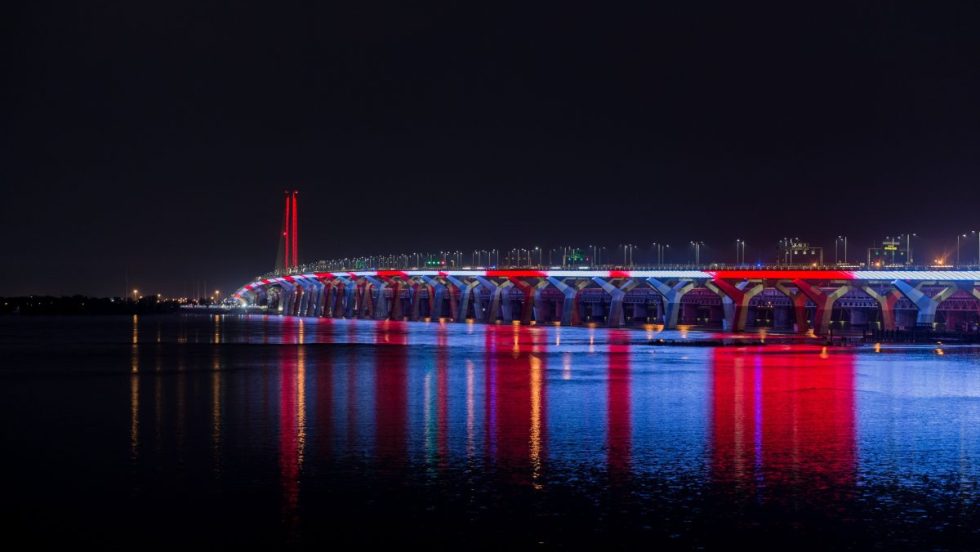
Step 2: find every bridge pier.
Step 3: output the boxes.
[508,277,539,325]
[318,280,333,317]
[422,276,447,319]
[295,279,310,316]
[545,277,585,326]
[774,281,810,332]
[705,279,764,332]
[319,281,332,317]
[407,280,424,320]
[297,276,323,317]
[354,279,371,318]
[861,285,903,331]
[476,277,512,323]
[359,277,386,320]
[646,278,695,329]
[794,280,850,335]
[591,277,638,327]
[278,279,297,316]
[384,277,405,321]
[446,275,479,321]
[892,280,958,327]
[339,277,356,318]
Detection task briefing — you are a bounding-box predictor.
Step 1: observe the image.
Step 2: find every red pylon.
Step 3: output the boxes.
[276,190,299,272]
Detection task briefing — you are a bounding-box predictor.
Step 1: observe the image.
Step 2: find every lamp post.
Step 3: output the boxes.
[620,244,636,267]
[651,242,670,266]
[903,233,916,266]
[962,231,980,267]
[835,236,848,265]
[957,233,968,267]
[690,241,704,266]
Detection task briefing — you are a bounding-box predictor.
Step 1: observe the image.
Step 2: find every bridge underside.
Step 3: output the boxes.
[235,270,980,336]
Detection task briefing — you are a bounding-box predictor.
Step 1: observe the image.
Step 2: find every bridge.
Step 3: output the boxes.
[231,192,980,335]
[233,268,980,335]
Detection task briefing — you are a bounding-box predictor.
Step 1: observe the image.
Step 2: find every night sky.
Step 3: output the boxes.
[4,3,980,296]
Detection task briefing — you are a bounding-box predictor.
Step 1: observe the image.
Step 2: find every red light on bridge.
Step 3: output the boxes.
[707,270,855,280]
[376,270,411,280]
[486,270,547,278]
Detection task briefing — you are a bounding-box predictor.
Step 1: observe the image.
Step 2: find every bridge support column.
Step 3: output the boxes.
[295,277,321,317]
[315,280,330,317]
[892,280,958,327]
[251,287,267,308]
[318,281,333,317]
[476,277,512,323]
[303,277,325,317]
[279,280,297,315]
[354,279,372,318]
[646,278,695,329]
[339,278,356,318]
[531,280,554,324]
[705,279,764,332]
[385,278,405,321]
[861,285,903,331]
[364,277,389,320]
[499,283,517,322]
[422,276,447,319]
[509,277,539,325]
[446,276,479,322]
[591,277,637,327]
[792,280,851,336]
[407,279,427,321]
[296,278,311,316]
[775,282,809,332]
[545,277,583,326]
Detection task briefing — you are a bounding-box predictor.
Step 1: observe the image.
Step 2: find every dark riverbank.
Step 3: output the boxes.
[1,296,189,315]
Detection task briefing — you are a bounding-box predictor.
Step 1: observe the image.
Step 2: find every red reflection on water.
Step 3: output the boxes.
[485,325,547,487]
[711,346,855,504]
[375,321,408,468]
[277,340,305,538]
[607,330,632,482]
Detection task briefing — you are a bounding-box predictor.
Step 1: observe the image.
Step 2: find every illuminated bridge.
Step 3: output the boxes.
[232,192,980,335]
[233,268,980,335]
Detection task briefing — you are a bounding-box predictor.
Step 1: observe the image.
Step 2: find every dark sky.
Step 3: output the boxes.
[4,2,980,296]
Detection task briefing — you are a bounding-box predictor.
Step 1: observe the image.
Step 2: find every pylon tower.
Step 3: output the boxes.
[275,190,299,272]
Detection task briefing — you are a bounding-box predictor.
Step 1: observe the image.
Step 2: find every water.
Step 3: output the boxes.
[1,315,978,549]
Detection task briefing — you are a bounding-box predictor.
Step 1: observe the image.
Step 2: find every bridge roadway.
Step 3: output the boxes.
[233,269,980,335]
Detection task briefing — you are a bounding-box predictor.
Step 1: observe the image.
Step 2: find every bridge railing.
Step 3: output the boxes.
[254,261,974,282]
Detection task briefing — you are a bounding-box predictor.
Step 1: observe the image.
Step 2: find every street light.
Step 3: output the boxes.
[690,241,704,266]
[619,243,636,267]
[902,233,917,266]
[961,231,980,267]
[651,242,670,266]
[651,242,664,267]
[956,232,976,267]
